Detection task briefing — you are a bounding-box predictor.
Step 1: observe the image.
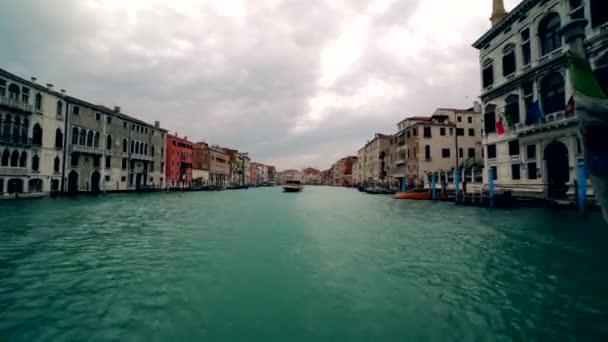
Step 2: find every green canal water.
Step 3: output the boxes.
[1,186,608,341]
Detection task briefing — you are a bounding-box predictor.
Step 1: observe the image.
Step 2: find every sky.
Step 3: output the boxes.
[0,0,521,170]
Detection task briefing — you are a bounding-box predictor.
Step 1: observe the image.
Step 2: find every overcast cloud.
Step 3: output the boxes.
[0,0,521,170]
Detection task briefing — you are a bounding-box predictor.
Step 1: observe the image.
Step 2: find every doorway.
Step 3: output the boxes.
[544,141,569,198]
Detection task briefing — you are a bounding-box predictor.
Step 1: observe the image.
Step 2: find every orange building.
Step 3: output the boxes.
[165,134,193,187]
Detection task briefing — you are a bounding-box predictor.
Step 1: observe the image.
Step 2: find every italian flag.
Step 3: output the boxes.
[568,53,608,222]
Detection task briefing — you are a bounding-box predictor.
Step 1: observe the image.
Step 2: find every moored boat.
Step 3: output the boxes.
[283,180,303,192]
[394,189,432,200]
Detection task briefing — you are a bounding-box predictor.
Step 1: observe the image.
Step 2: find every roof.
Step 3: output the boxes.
[472,0,540,49]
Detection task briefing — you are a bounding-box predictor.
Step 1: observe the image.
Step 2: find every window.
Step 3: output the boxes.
[541,73,565,114]
[526,144,536,159]
[483,60,494,88]
[72,127,79,145]
[528,162,538,179]
[105,156,111,168]
[511,164,521,180]
[468,116,472,124]
[0,79,5,97]
[490,166,498,180]
[122,158,127,170]
[107,116,112,124]
[71,153,79,166]
[132,124,136,131]
[32,155,39,171]
[591,0,608,28]
[413,128,417,136]
[440,128,446,136]
[406,131,410,139]
[130,140,134,154]
[22,87,29,103]
[468,128,475,137]
[161,163,164,172]
[106,135,112,150]
[151,145,155,156]
[468,148,475,158]
[487,144,497,159]
[96,113,101,121]
[449,128,454,136]
[456,128,465,136]
[502,43,516,76]
[423,126,432,138]
[35,93,42,110]
[8,84,19,101]
[94,132,100,148]
[505,95,520,126]
[521,29,531,65]
[54,156,60,172]
[539,13,562,56]
[442,148,450,158]
[484,111,496,134]
[123,121,127,129]
[121,176,126,182]
[151,162,155,172]
[73,106,80,115]
[105,175,110,182]
[93,156,101,167]
[425,145,431,160]
[457,116,462,122]
[32,124,43,146]
[18,151,26,167]
[523,81,534,113]
[86,131,93,147]
[55,128,63,148]
[508,140,520,156]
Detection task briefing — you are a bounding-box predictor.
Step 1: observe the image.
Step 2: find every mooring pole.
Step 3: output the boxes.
[454,170,460,203]
[578,160,587,216]
[431,173,436,200]
[488,168,495,208]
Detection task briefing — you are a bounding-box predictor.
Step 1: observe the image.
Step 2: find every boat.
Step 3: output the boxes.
[394,189,432,200]
[0,192,49,200]
[283,180,303,192]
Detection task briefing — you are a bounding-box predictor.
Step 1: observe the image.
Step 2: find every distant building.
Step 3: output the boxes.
[302,167,320,184]
[337,156,357,186]
[356,133,392,185]
[165,134,193,187]
[279,169,303,183]
[267,165,277,184]
[473,0,608,198]
[192,142,229,187]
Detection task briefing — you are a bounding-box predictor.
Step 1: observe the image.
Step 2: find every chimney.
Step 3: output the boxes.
[31,77,37,83]
[154,121,160,128]
[46,83,54,90]
[113,106,121,113]
[490,0,508,26]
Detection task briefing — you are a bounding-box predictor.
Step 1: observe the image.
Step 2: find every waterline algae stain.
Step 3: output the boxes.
[1,187,608,341]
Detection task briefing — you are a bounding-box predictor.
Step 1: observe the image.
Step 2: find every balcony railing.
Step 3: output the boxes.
[0,135,32,146]
[70,144,105,155]
[0,167,30,176]
[131,153,153,161]
[0,96,34,113]
[395,158,406,165]
[514,111,577,135]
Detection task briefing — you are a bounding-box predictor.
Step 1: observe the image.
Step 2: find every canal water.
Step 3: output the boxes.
[1,186,608,341]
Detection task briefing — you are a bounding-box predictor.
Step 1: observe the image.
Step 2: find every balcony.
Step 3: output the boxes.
[0,96,34,113]
[395,158,406,165]
[131,153,153,161]
[0,135,32,147]
[70,144,105,155]
[515,111,577,136]
[0,167,30,176]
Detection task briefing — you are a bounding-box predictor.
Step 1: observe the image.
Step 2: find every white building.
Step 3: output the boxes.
[473,0,608,199]
[0,70,65,194]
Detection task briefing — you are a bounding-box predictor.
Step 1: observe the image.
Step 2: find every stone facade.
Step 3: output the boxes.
[356,133,392,185]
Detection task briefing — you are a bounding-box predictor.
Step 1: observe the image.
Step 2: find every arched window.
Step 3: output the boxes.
[2,114,10,137]
[12,117,20,141]
[502,43,516,76]
[54,156,61,172]
[539,13,562,56]
[32,123,43,146]
[106,135,112,150]
[10,150,19,167]
[123,138,128,153]
[144,143,148,156]
[32,155,40,171]
[8,84,20,100]
[130,140,135,153]
[87,131,94,147]
[55,128,63,148]
[94,132,100,148]
[72,127,79,145]
[21,118,28,143]
[541,73,565,114]
[56,101,63,116]
[151,145,155,157]
[1,149,9,166]
[20,151,27,167]
[135,141,140,154]
[425,145,431,160]
[35,93,42,110]
[79,128,86,145]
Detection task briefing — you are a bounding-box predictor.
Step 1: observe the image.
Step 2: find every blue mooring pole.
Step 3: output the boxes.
[578,160,586,216]
[431,173,436,200]
[454,170,460,203]
[488,168,495,208]
[401,177,407,192]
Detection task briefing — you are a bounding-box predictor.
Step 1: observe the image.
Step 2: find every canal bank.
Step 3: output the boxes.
[1,186,607,341]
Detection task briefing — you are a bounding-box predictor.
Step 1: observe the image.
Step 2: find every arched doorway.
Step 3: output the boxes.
[7,178,23,194]
[544,141,569,198]
[91,171,101,194]
[51,179,60,192]
[28,179,43,193]
[68,170,79,194]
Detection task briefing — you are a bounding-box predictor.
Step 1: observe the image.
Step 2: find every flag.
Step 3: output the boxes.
[495,118,505,135]
[504,111,516,129]
[525,100,543,125]
[562,96,575,116]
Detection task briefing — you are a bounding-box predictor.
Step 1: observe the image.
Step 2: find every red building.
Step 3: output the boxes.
[249,162,259,185]
[338,156,357,186]
[165,133,193,187]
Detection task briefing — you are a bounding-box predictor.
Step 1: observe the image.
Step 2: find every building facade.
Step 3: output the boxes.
[302,167,321,185]
[473,0,608,198]
[165,134,193,187]
[356,133,392,185]
[279,169,303,183]
[337,156,357,186]
[193,143,229,187]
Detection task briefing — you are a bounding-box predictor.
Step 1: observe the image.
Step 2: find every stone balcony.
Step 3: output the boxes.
[0,96,34,113]
[514,111,577,136]
[70,144,107,155]
[0,135,32,147]
[130,153,153,161]
[0,167,30,176]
